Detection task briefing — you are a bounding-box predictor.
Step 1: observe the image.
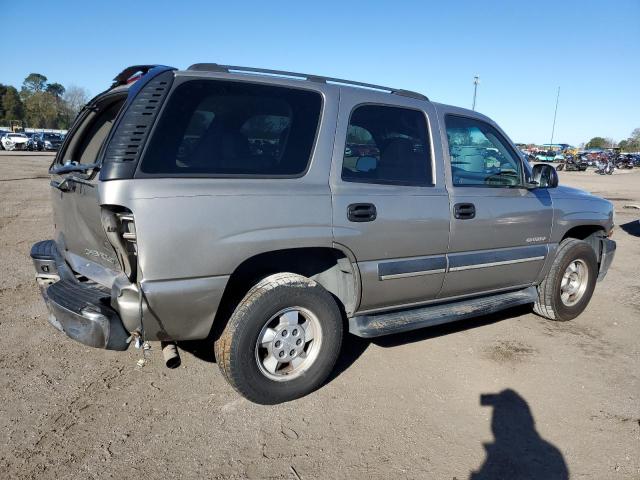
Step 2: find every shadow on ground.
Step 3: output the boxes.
[620,219,640,237]
[470,389,568,479]
[179,305,533,387]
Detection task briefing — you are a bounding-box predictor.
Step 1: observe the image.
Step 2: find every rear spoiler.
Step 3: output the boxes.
[111,65,164,88]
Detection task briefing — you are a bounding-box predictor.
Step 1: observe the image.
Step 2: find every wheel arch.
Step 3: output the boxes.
[212,246,360,336]
[561,224,607,261]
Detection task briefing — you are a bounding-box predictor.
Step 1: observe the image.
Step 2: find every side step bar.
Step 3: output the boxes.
[349,287,537,338]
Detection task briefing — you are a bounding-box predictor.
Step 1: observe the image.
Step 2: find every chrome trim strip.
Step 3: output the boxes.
[448,255,545,272]
[380,268,446,281]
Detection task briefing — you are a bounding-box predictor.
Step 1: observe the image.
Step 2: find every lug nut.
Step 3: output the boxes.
[289,349,295,356]
[275,340,281,348]
[282,330,288,337]
[292,329,298,336]
[296,339,302,346]
[279,351,285,358]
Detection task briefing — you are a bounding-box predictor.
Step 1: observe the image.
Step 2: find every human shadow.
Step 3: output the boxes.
[470,389,568,480]
[620,219,640,237]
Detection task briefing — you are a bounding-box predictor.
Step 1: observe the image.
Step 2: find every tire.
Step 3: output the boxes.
[214,272,343,404]
[533,238,598,321]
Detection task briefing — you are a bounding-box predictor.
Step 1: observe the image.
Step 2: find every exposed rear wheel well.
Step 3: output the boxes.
[213,248,358,337]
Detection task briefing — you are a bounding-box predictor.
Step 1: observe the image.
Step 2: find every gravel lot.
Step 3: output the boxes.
[1,151,638,479]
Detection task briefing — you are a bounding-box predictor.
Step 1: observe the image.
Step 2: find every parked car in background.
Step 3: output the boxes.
[534,150,564,162]
[24,132,44,151]
[1,132,30,151]
[0,130,9,149]
[615,155,635,169]
[33,132,64,151]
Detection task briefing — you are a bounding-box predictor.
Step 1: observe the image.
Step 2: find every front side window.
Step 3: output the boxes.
[141,80,322,176]
[341,105,432,186]
[445,115,522,187]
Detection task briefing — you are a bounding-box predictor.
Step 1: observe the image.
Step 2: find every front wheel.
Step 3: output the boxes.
[533,238,598,321]
[214,273,343,404]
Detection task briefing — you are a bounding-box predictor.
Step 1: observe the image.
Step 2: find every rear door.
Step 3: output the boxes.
[331,91,450,313]
[438,112,553,298]
[51,92,127,279]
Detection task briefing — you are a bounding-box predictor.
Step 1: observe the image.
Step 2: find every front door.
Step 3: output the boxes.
[439,113,553,298]
[331,92,450,313]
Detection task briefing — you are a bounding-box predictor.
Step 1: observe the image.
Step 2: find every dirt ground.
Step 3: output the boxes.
[1,152,638,479]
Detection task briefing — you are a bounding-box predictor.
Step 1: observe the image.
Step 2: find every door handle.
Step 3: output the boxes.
[454,203,476,220]
[348,203,377,222]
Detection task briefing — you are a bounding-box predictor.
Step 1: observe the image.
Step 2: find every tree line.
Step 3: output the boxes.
[584,128,640,152]
[0,73,90,130]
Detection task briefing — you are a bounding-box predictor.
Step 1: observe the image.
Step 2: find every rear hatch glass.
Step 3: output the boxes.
[51,93,127,281]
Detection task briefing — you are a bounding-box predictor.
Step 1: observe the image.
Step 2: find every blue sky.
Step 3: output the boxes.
[3,0,638,145]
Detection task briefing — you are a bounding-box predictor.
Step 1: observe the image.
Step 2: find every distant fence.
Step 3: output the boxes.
[0,126,68,135]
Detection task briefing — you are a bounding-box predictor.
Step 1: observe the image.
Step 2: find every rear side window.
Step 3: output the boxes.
[140,80,322,176]
[341,105,432,186]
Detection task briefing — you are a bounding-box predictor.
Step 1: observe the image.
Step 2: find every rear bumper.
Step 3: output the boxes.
[30,240,130,350]
[598,238,616,282]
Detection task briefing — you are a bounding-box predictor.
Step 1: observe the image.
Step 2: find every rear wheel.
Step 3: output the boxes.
[533,238,598,321]
[214,272,343,404]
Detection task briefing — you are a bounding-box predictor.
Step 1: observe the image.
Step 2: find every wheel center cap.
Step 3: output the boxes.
[269,324,306,362]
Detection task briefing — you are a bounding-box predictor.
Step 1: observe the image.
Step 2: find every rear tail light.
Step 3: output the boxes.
[101,207,137,280]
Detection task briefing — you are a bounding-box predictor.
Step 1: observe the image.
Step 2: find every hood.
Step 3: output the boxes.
[7,136,29,143]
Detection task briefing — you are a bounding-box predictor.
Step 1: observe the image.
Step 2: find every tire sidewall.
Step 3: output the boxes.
[551,242,598,321]
[228,281,343,404]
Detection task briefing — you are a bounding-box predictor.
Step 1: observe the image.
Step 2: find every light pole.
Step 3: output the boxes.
[549,86,560,146]
[472,75,480,111]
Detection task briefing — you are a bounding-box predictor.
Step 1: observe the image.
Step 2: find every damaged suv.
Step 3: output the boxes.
[31,64,616,404]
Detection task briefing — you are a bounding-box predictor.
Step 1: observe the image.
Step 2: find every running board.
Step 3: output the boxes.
[348,287,537,338]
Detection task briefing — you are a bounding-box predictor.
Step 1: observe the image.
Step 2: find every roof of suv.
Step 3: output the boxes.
[185,63,429,102]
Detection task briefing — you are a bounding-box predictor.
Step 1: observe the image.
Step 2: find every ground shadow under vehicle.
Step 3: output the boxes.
[179,304,534,386]
[470,388,569,479]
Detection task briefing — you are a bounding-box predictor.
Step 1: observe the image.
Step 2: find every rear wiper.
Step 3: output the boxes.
[50,162,99,175]
[50,175,95,191]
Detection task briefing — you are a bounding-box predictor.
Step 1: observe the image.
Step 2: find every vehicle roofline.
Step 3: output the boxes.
[431,102,495,123]
[179,63,429,101]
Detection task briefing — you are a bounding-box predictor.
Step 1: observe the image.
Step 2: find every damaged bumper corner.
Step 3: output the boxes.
[30,240,130,351]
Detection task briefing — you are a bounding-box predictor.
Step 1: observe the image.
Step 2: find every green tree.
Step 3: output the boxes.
[24,92,58,128]
[22,73,48,93]
[618,128,640,152]
[46,82,66,98]
[585,137,608,149]
[1,86,24,122]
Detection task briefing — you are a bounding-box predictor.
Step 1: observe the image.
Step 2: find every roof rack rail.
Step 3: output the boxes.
[187,63,428,101]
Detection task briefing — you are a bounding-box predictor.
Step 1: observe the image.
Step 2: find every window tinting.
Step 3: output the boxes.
[140,80,322,176]
[445,115,522,187]
[341,105,432,186]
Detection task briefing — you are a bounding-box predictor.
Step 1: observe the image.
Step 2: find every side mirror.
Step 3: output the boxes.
[355,156,377,172]
[531,163,559,188]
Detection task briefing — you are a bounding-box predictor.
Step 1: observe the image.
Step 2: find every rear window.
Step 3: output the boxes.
[140,80,322,176]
